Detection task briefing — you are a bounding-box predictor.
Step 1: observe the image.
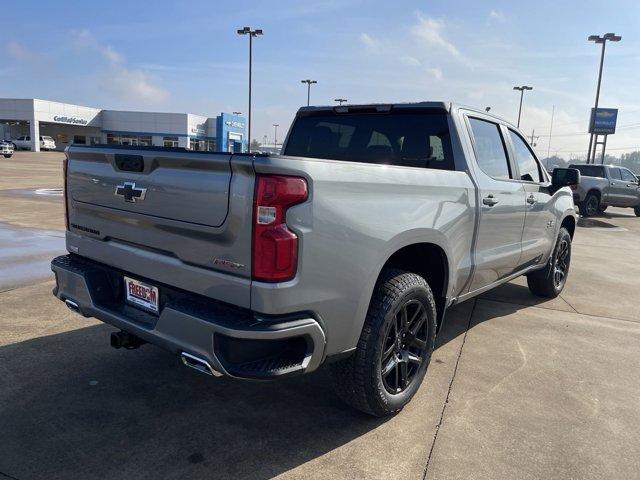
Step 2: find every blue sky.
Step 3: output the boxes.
[3,0,639,158]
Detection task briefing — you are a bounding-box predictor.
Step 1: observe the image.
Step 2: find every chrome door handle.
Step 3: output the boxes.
[527,195,536,205]
[483,195,499,206]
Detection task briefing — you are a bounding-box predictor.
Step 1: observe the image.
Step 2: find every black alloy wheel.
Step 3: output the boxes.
[553,237,571,289]
[380,299,429,394]
[584,194,599,217]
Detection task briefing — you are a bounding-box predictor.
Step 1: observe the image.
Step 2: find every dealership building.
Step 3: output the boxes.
[0,98,247,153]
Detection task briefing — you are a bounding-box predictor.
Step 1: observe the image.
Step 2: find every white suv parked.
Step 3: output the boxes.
[13,135,56,151]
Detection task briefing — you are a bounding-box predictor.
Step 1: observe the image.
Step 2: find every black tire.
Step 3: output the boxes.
[3,154,11,158]
[634,206,640,217]
[582,193,600,217]
[329,268,437,416]
[527,227,572,298]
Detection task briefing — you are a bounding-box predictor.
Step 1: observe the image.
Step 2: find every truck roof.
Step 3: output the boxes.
[296,101,518,129]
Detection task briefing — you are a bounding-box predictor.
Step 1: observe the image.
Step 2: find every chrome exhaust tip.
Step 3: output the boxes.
[180,352,223,377]
[64,299,80,312]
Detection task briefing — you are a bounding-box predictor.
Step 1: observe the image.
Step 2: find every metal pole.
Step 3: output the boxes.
[547,105,555,161]
[273,124,279,148]
[517,89,524,128]
[601,135,608,164]
[248,34,252,152]
[307,83,311,106]
[588,40,607,163]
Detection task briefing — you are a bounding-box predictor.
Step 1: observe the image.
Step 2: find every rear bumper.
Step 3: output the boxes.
[51,254,326,379]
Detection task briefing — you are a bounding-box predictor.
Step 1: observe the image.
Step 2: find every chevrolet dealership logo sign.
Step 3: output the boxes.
[53,116,89,125]
[225,120,245,129]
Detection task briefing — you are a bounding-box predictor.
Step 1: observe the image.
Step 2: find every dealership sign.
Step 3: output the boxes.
[589,108,618,135]
[225,120,245,129]
[53,115,89,126]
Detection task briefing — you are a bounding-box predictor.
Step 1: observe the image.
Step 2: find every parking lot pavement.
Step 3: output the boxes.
[1,152,640,479]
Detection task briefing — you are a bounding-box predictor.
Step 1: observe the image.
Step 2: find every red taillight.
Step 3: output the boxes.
[63,157,69,230]
[252,175,308,282]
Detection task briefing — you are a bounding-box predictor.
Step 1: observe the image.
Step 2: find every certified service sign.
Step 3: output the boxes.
[53,116,89,125]
[589,108,618,135]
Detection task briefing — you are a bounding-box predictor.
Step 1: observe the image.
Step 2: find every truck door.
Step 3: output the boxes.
[506,129,556,267]
[607,167,627,206]
[620,168,640,206]
[466,117,526,292]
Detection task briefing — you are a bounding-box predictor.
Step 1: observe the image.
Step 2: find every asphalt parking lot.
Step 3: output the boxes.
[1,151,640,480]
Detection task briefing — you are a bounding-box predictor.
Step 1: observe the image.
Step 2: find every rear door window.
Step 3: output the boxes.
[284,111,455,170]
[508,130,542,182]
[468,118,511,180]
[610,168,623,180]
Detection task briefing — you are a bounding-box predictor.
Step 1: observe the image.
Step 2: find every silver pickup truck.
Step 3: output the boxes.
[568,164,640,217]
[51,102,579,416]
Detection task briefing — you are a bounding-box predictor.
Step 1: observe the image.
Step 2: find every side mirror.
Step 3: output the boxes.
[552,168,580,190]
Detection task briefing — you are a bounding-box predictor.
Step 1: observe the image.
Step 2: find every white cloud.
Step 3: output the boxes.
[102,45,123,64]
[425,67,443,80]
[6,41,36,61]
[401,55,421,66]
[410,12,460,58]
[359,33,381,51]
[72,29,168,104]
[488,10,506,23]
[101,66,169,103]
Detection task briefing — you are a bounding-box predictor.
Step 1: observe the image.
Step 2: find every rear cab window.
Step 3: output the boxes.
[284,109,455,170]
[569,164,606,178]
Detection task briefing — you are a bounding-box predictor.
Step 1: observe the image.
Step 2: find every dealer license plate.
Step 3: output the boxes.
[124,276,159,313]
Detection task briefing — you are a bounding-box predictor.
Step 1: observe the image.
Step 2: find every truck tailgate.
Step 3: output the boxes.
[65,146,255,304]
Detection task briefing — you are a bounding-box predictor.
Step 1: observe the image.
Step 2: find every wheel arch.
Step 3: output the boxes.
[560,214,576,238]
[586,188,602,201]
[369,240,451,334]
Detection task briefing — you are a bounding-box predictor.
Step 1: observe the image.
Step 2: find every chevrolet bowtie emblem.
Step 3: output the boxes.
[115,182,147,202]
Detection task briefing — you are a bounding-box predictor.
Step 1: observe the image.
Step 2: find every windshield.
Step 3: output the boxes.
[284,111,454,170]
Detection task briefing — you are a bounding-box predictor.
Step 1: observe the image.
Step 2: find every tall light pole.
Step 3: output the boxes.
[513,85,533,128]
[273,123,279,149]
[301,79,317,106]
[237,26,263,152]
[546,105,555,163]
[334,98,348,105]
[586,33,621,163]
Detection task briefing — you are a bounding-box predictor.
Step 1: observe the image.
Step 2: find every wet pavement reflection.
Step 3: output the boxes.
[0,222,65,290]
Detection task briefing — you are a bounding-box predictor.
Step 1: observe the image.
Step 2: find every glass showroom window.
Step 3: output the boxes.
[207,140,216,151]
[190,138,206,151]
[106,134,120,144]
[73,135,86,145]
[163,136,178,148]
[120,135,138,146]
[139,136,152,146]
